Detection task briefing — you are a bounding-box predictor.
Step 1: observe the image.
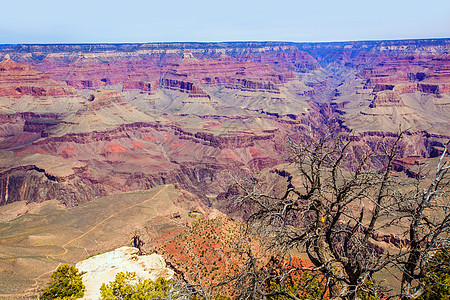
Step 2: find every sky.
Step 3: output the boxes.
[0,0,449,44]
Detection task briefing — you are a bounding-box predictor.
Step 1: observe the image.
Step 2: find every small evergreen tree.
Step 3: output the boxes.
[40,264,85,300]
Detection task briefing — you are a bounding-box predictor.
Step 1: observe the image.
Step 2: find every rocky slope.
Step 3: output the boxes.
[0,184,223,296]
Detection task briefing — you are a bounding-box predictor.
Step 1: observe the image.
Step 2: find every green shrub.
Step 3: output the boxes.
[417,250,450,300]
[40,264,85,300]
[100,272,174,299]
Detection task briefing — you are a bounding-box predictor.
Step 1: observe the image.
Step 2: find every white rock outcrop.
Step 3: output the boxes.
[76,246,174,300]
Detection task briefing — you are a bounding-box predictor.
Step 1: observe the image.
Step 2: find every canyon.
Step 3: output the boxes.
[0,39,449,296]
[0,40,448,205]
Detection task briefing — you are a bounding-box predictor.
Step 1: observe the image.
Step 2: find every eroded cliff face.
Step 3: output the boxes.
[360,52,450,96]
[159,51,295,97]
[0,56,76,98]
[0,76,316,207]
[0,149,97,206]
[0,166,95,207]
[326,43,450,135]
[1,43,316,96]
[6,116,287,203]
[1,40,450,298]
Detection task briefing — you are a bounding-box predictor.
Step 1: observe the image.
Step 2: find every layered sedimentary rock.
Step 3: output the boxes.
[425,53,450,83]
[0,151,94,207]
[327,41,450,135]
[392,156,425,178]
[360,51,450,96]
[0,55,75,98]
[123,69,159,94]
[0,63,299,206]
[232,48,319,72]
[1,40,450,298]
[50,90,157,136]
[6,116,285,203]
[160,51,294,97]
[369,91,405,108]
[417,82,450,94]
[32,52,165,90]
[3,44,316,97]
[0,56,85,115]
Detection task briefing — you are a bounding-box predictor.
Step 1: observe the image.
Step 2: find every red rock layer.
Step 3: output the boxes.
[361,52,450,95]
[87,90,126,109]
[9,47,313,96]
[33,54,169,90]
[231,48,319,72]
[160,51,295,95]
[0,57,74,98]
[122,69,160,94]
[425,54,450,83]
[369,91,405,108]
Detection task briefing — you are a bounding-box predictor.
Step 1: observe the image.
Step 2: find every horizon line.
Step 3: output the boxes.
[1,37,450,47]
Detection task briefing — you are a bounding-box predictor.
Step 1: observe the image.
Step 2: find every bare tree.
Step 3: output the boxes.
[394,142,450,299]
[231,128,449,300]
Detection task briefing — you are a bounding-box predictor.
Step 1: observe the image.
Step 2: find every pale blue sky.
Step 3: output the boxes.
[1,0,449,44]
